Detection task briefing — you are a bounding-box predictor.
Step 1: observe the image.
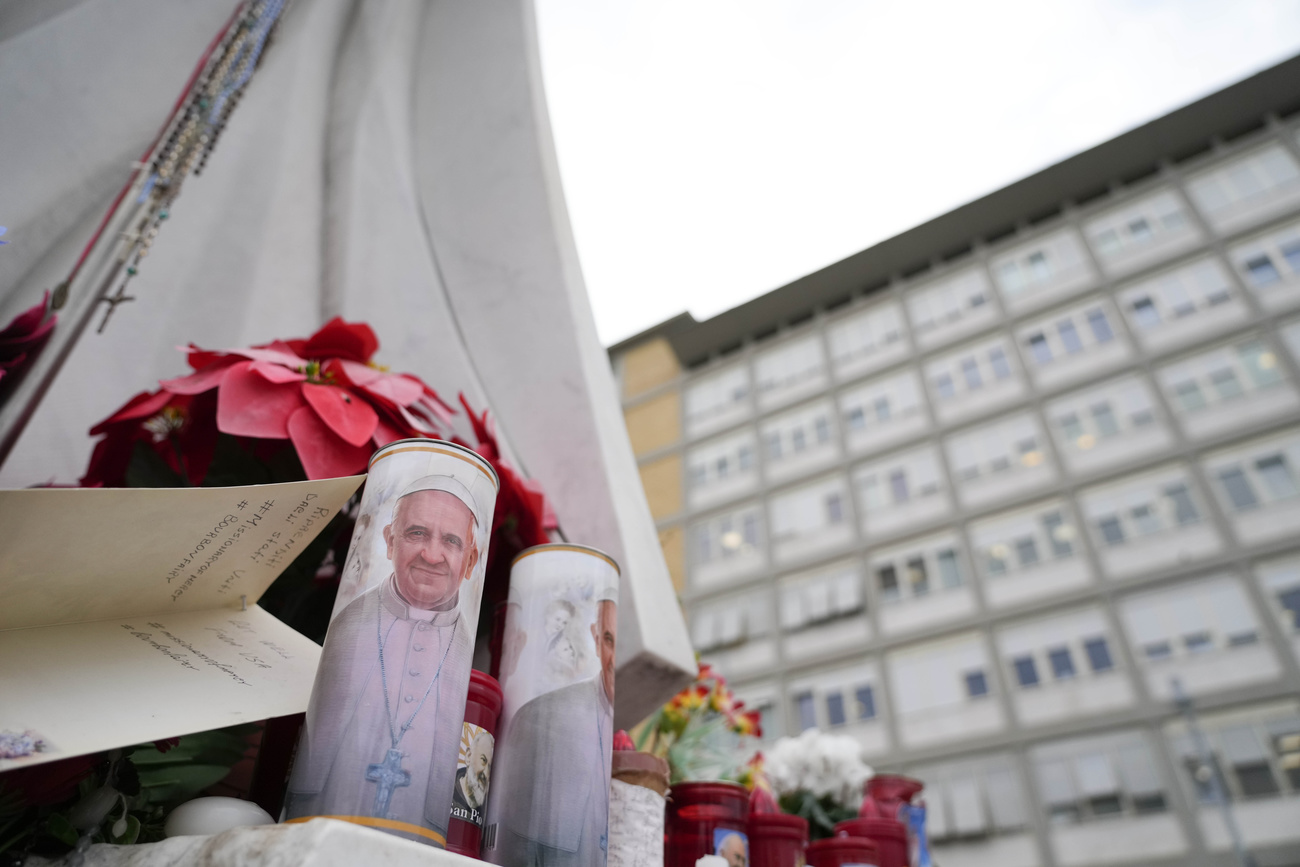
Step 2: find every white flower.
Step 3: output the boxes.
[765,728,873,808]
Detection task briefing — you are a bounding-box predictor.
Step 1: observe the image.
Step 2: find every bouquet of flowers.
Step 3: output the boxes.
[764,729,873,839]
[634,664,762,783]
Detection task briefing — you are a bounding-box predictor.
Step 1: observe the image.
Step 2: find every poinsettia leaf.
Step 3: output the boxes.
[299,317,378,363]
[249,360,307,384]
[89,390,173,434]
[215,361,303,439]
[159,363,234,395]
[286,406,372,480]
[301,383,378,447]
[361,371,424,406]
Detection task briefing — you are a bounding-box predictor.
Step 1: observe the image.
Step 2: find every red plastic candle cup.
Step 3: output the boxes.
[748,813,808,867]
[665,781,749,867]
[445,669,504,858]
[807,835,879,867]
[834,818,907,867]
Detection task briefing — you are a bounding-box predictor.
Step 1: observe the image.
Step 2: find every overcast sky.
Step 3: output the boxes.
[533,0,1300,346]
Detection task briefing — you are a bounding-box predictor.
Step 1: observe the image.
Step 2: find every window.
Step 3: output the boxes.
[1020,303,1120,372]
[686,366,750,427]
[1049,647,1076,679]
[1132,297,1159,329]
[1084,637,1114,672]
[1087,192,1193,264]
[1088,309,1114,343]
[907,268,994,338]
[839,372,923,442]
[691,508,762,566]
[855,685,877,720]
[1219,466,1259,511]
[1188,145,1300,225]
[1121,258,1236,336]
[755,337,824,398]
[889,470,909,503]
[1245,255,1282,287]
[1166,483,1200,525]
[1058,320,1083,354]
[965,670,990,698]
[1015,537,1039,567]
[878,564,900,601]
[828,303,905,369]
[928,339,1018,406]
[1091,403,1120,437]
[937,549,962,588]
[796,692,816,732]
[1257,455,1298,500]
[992,230,1091,304]
[826,493,845,524]
[826,691,847,727]
[1209,367,1244,400]
[990,347,1012,380]
[815,416,832,444]
[1014,656,1039,688]
[1098,516,1125,546]
[1029,334,1052,364]
[1183,631,1213,654]
[1174,380,1206,412]
[907,557,930,597]
[1278,587,1300,631]
[1143,641,1173,661]
[1043,512,1074,557]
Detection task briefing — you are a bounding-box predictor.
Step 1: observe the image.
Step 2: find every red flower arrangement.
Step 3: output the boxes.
[82,318,457,485]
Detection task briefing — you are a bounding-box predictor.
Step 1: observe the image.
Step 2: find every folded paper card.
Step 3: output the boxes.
[0,476,364,770]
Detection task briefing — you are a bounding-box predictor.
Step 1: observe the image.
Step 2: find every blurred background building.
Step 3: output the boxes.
[609,55,1300,867]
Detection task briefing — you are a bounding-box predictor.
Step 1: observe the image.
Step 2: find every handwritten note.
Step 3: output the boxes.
[0,476,363,631]
[0,605,322,770]
[0,476,364,770]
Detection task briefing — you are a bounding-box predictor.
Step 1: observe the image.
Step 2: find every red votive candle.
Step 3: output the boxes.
[748,813,808,867]
[445,669,504,858]
[834,818,906,867]
[807,835,879,867]
[665,781,749,867]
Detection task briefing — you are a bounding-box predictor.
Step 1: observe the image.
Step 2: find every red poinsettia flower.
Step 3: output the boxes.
[0,289,56,388]
[82,318,456,484]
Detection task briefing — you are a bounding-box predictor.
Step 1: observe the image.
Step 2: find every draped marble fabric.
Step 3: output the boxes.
[0,0,692,725]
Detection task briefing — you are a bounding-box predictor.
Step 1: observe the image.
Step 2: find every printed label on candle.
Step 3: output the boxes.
[712,828,748,867]
[450,721,494,828]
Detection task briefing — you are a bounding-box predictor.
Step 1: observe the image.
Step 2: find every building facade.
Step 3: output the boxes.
[610,57,1300,867]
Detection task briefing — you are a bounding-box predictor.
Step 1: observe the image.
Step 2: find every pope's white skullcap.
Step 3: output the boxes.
[394,474,478,527]
[595,580,618,605]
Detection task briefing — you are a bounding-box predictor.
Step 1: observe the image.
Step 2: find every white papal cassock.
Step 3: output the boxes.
[285,574,472,846]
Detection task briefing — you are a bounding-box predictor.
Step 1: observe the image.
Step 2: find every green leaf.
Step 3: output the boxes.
[138,765,233,806]
[45,812,79,847]
[110,814,141,845]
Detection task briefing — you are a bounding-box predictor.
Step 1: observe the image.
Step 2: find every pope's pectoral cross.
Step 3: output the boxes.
[366,748,411,818]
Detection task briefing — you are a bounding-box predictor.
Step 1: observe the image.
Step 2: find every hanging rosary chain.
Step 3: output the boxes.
[377,602,459,751]
[96,0,289,332]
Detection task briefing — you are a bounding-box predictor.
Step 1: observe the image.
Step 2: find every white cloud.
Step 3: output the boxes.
[534,0,1300,345]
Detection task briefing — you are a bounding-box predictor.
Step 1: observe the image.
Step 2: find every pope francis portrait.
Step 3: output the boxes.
[284,474,481,847]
